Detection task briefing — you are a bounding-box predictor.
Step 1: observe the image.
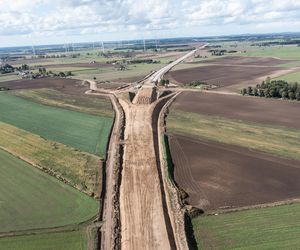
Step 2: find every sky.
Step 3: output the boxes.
[0,0,300,47]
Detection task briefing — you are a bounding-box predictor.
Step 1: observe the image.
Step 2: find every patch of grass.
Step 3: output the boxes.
[193,203,300,250]
[241,45,300,60]
[0,92,113,157]
[74,63,165,82]
[12,88,114,117]
[0,74,21,82]
[168,111,300,160]
[0,230,86,250]
[0,149,98,233]
[0,122,102,195]
[273,70,300,82]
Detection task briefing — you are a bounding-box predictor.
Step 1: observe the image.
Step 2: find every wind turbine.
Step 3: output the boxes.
[101,41,105,53]
[32,44,36,56]
[143,39,146,51]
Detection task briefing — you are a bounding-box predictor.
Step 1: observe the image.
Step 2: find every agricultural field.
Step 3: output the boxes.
[167,91,300,209]
[273,70,300,82]
[0,122,102,195]
[0,92,113,157]
[171,92,300,129]
[0,149,98,233]
[0,78,88,94]
[0,230,87,250]
[73,62,165,82]
[12,88,114,117]
[165,44,300,93]
[241,45,300,60]
[165,56,296,92]
[169,134,300,209]
[0,74,21,82]
[167,90,300,248]
[192,203,300,249]
[166,64,285,90]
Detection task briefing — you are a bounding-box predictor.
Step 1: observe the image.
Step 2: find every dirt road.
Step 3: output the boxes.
[119,96,174,249]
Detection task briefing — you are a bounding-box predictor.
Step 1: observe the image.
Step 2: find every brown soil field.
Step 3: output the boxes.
[166,64,284,88]
[171,92,300,129]
[169,134,300,210]
[195,56,294,66]
[0,78,88,94]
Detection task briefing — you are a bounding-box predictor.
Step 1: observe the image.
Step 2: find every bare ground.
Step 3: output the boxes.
[171,91,300,129]
[119,98,174,249]
[166,64,288,89]
[0,78,88,94]
[169,134,300,211]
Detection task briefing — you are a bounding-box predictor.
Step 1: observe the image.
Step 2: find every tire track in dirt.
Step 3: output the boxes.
[119,100,173,250]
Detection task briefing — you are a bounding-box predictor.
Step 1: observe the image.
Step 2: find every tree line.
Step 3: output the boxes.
[241,78,300,101]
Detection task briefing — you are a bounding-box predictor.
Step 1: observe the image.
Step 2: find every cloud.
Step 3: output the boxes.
[0,0,300,39]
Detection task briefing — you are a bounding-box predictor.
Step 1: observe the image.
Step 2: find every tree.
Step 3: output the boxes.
[59,72,66,78]
[264,88,271,97]
[246,86,253,95]
[0,64,14,74]
[21,64,29,71]
[296,91,300,101]
[288,91,295,100]
[253,87,258,96]
[241,88,247,96]
[280,89,288,99]
[159,79,166,86]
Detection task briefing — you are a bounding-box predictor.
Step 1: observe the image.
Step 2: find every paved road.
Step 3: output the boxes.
[147,43,208,86]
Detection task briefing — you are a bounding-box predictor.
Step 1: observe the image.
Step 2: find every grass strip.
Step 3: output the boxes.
[168,111,300,161]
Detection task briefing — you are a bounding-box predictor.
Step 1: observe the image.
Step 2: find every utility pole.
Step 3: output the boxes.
[143,39,146,51]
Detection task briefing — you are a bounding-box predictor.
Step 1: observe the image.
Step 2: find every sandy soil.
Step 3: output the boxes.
[169,134,300,210]
[171,91,300,129]
[119,98,174,250]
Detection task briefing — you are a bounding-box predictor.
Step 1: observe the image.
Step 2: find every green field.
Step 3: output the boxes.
[0,149,98,233]
[12,88,114,117]
[0,92,113,157]
[74,63,165,82]
[0,122,102,195]
[0,230,86,250]
[0,74,21,82]
[193,203,300,249]
[274,70,300,82]
[168,111,300,160]
[238,45,300,60]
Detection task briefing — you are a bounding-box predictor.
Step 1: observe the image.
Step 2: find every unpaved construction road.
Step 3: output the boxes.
[98,45,205,250]
[119,98,174,249]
